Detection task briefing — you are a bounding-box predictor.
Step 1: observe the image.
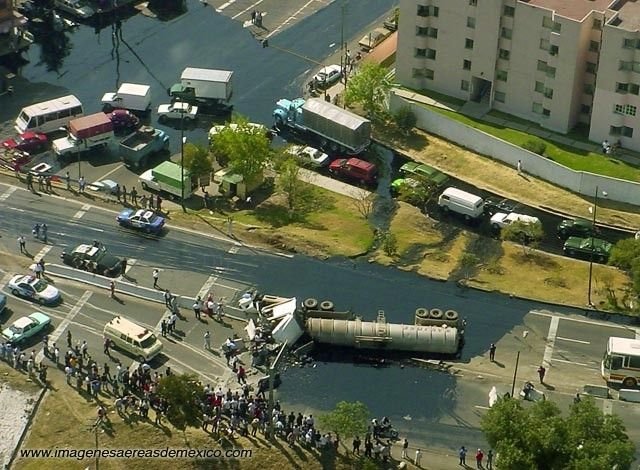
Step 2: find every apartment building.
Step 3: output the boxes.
[396,0,640,152]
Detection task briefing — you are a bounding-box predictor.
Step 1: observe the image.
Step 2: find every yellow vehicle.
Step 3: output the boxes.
[103,316,163,363]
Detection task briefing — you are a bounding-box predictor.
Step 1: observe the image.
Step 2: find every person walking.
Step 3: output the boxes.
[402,438,409,459]
[475,448,484,469]
[109,280,115,298]
[25,172,34,191]
[489,343,496,362]
[18,235,26,254]
[38,175,45,192]
[41,223,48,243]
[140,194,147,209]
[352,435,361,455]
[415,448,422,467]
[459,446,467,466]
[153,269,159,289]
[517,159,523,175]
[486,449,493,470]
[103,337,111,356]
[538,365,546,383]
[204,331,211,350]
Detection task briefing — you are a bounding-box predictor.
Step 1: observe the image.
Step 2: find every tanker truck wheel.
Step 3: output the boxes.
[415,308,429,318]
[444,310,459,321]
[320,300,334,311]
[430,308,443,320]
[303,298,318,310]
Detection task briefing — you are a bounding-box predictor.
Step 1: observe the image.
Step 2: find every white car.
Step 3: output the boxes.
[87,179,118,194]
[286,145,330,167]
[312,65,342,88]
[8,274,61,305]
[490,212,541,230]
[157,102,198,121]
[54,0,94,18]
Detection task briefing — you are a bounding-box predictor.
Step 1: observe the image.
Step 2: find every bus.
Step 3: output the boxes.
[15,95,84,134]
[601,337,640,388]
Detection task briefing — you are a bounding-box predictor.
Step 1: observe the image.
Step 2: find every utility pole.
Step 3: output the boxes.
[587,186,606,306]
[511,350,520,397]
[267,340,289,440]
[180,109,186,213]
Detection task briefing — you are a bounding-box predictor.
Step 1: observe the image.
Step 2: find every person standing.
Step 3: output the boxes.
[156,195,162,212]
[160,319,167,337]
[122,185,127,204]
[538,365,546,383]
[237,365,246,384]
[103,337,111,356]
[193,296,202,320]
[459,446,467,466]
[352,435,361,455]
[402,438,409,459]
[115,184,121,201]
[66,330,73,348]
[163,289,172,308]
[130,187,138,206]
[415,448,422,467]
[204,331,211,350]
[153,269,159,289]
[25,172,34,191]
[41,223,48,244]
[487,449,493,470]
[475,448,484,469]
[78,176,85,193]
[18,235,26,254]
[489,343,496,362]
[517,159,522,175]
[65,171,71,190]
[109,280,115,298]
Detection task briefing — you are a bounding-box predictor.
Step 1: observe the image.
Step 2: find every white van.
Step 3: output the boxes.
[437,187,485,220]
[103,316,163,362]
[15,95,83,134]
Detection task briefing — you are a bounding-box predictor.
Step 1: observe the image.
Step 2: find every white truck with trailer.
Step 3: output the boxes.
[138,160,195,200]
[52,112,114,161]
[101,83,152,113]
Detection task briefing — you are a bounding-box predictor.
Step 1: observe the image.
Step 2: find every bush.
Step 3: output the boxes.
[393,106,417,134]
[522,139,547,155]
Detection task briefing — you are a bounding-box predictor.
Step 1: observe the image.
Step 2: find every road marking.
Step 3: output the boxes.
[35,290,92,363]
[197,275,218,299]
[532,310,640,339]
[603,400,613,415]
[216,0,236,12]
[124,258,137,274]
[552,358,591,367]
[0,186,16,201]
[635,328,640,340]
[542,316,559,368]
[232,0,263,19]
[34,245,53,262]
[154,309,172,332]
[267,0,313,38]
[228,246,239,254]
[9,206,25,212]
[474,405,490,410]
[73,204,91,219]
[556,336,590,345]
[95,164,123,183]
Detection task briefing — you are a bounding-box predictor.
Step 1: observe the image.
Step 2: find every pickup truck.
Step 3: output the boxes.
[119,126,169,169]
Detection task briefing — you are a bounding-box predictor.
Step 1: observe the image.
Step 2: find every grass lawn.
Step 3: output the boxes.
[428,105,640,183]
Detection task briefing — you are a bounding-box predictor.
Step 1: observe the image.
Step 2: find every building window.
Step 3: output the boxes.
[494,91,506,103]
[580,104,591,115]
[467,17,476,28]
[425,68,434,79]
[537,60,547,72]
[426,48,436,59]
[619,61,640,72]
[417,26,438,38]
[616,82,628,93]
[610,126,634,138]
[593,18,602,30]
[552,22,562,33]
[463,59,472,70]
[496,70,508,81]
[586,62,597,74]
[498,49,510,60]
[549,45,559,56]
[503,5,515,17]
[415,48,427,57]
[532,102,543,114]
[469,0,477,5]
[501,27,512,39]
[540,38,550,51]
[631,84,640,95]
[546,66,556,78]
[543,87,554,99]
[461,80,470,91]
[543,108,551,117]
[465,38,474,49]
[412,68,434,79]
[542,16,553,28]
[623,38,636,49]
[417,5,438,17]
[589,41,600,52]
[534,81,544,93]
[584,84,595,95]
[614,104,637,116]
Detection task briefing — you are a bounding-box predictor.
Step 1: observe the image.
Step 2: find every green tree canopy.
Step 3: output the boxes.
[157,374,202,431]
[344,62,393,119]
[276,155,315,218]
[318,401,370,440]
[609,238,640,271]
[210,115,273,180]
[393,106,417,134]
[501,220,544,255]
[481,396,635,470]
[182,143,213,180]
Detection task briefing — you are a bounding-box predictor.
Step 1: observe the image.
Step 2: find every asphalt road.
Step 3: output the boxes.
[1,181,640,459]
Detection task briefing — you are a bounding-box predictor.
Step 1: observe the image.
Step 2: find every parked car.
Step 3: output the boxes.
[312,65,342,88]
[61,242,122,277]
[54,0,94,18]
[329,157,378,185]
[358,27,392,51]
[563,236,612,263]
[484,196,521,216]
[490,212,541,241]
[557,218,598,240]
[383,10,398,31]
[157,102,198,121]
[2,131,48,153]
[8,275,61,305]
[0,151,32,172]
[399,162,449,187]
[390,177,420,194]
[87,179,118,195]
[285,145,330,167]
[1,312,51,344]
[117,208,166,234]
[107,109,140,133]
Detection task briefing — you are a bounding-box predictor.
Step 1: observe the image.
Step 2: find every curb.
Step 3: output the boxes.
[7,382,47,469]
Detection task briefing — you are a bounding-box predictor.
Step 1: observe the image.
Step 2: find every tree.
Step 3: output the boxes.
[459,252,480,281]
[318,401,370,442]
[210,115,273,180]
[182,143,213,189]
[481,396,635,470]
[344,62,393,119]
[393,106,417,134]
[609,238,640,271]
[501,220,544,256]
[157,374,202,432]
[276,156,314,217]
[351,188,375,220]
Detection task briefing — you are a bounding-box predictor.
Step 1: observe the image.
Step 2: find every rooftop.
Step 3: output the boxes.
[521,0,615,22]
[611,0,640,30]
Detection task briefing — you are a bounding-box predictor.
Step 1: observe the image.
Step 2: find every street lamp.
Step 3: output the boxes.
[587,186,607,306]
[180,107,186,213]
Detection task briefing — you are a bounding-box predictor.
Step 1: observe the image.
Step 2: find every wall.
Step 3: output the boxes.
[390,91,640,206]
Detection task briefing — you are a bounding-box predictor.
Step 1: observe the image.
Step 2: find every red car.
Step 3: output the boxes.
[328,157,378,185]
[2,132,48,154]
[107,109,140,133]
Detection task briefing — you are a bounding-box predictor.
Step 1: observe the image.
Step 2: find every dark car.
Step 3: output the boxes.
[2,132,48,154]
[563,236,612,263]
[117,208,165,234]
[557,218,598,240]
[61,242,122,277]
[107,109,141,133]
[484,196,521,216]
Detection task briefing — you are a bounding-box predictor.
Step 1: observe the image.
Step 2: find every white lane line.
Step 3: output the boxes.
[603,400,613,415]
[232,0,263,19]
[95,164,124,183]
[35,290,92,363]
[556,336,590,345]
[0,186,16,201]
[542,316,559,368]
[228,246,239,254]
[72,204,91,219]
[474,405,490,410]
[154,309,172,332]
[266,0,313,38]
[635,328,640,340]
[34,245,53,262]
[532,311,640,339]
[9,206,25,212]
[197,275,218,299]
[125,258,137,274]
[553,358,591,367]
[216,0,236,12]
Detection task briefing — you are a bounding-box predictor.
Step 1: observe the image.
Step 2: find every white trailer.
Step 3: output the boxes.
[169,67,233,106]
[101,83,152,112]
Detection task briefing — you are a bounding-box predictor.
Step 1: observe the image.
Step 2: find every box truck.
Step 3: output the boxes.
[52,112,114,160]
[169,67,233,112]
[101,83,152,112]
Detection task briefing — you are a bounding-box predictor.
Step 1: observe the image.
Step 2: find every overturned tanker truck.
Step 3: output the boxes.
[239,293,465,356]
